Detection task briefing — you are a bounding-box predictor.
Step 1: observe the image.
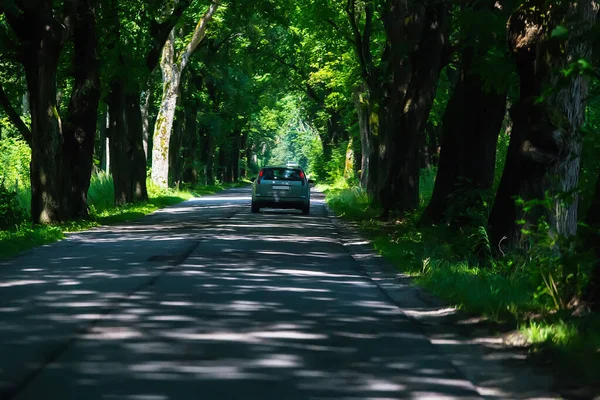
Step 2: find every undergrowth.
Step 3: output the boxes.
[0,174,245,260]
[323,183,600,388]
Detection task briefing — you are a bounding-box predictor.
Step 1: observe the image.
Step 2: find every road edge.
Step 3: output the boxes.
[322,201,559,400]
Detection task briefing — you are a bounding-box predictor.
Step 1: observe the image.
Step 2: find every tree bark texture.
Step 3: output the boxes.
[202,127,215,185]
[181,91,201,184]
[60,0,101,220]
[107,81,148,205]
[6,1,64,224]
[353,85,379,195]
[489,0,598,248]
[151,2,218,189]
[98,108,108,172]
[169,91,184,186]
[230,128,242,182]
[141,79,153,161]
[377,0,451,217]
[422,46,508,225]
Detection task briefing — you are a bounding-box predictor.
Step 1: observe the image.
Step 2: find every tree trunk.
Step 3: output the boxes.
[181,102,200,184]
[344,137,355,179]
[7,2,64,224]
[98,108,108,172]
[126,91,149,201]
[101,110,110,173]
[151,3,218,189]
[319,108,347,167]
[60,0,101,220]
[378,0,450,217]
[107,81,130,205]
[239,131,249,179]
[230,129,242,182]
[106,81,148,205]
[169,93,184,187]
[422,46,507,225]
[141,78,153,162]
[201,127,215,185]
[353,85,379,194]
[489,0,597,247]
[103,0,147,205]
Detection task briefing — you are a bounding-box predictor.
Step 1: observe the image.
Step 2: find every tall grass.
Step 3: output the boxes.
[87,170,114,214]
[0,173,197,260]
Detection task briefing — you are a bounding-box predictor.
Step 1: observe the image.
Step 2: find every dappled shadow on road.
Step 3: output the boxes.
[0,188,517,399]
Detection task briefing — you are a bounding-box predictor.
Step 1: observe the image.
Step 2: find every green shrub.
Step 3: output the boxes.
[0,181,25,230]
[0,135,30,189]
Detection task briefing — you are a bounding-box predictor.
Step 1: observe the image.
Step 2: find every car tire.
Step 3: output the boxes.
[301,203,310,215]
[251,202,260,213]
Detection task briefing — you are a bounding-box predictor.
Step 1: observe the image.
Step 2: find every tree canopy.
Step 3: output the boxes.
[1,0,600,368]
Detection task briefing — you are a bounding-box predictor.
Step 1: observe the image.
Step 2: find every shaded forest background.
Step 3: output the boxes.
[1,0,600,390]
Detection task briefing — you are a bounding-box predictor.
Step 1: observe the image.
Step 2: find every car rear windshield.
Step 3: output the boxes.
[262,168,303,181]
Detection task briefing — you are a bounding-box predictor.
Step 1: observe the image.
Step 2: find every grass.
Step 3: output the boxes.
[322,177,600,390]
[0,173,248,260]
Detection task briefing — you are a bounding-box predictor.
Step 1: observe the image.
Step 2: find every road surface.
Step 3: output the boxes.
[0,187,554,399]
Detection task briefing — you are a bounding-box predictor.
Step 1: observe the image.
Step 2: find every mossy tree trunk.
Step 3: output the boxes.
[151,2,219,189]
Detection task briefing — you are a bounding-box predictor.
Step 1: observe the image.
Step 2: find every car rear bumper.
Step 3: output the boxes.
[253,196,308,209]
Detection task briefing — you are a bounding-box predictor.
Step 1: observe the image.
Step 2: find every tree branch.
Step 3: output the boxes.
[325,18,355,46]
[146,0,193,71]
[210,31,237,53]
[345,0,371,79]
[0,81,32,146]
[182,1,219,63]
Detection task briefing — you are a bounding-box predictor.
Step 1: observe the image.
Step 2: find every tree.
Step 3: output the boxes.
[151,1,219,188]
[376,0,451,217]
[60,0,101,219]
[3,0,66,223]
[422,0,510,225]
[103,0,192,205]
[488,0,599,248]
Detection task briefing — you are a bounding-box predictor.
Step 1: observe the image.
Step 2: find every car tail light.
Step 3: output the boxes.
[257,169,264,184]
[300,171,305,185]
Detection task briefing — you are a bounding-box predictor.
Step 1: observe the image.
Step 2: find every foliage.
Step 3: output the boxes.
[514,196,594,311]
[0,181,24,230]
[0,133,30,188]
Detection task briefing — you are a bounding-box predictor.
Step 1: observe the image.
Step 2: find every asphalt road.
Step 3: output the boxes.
[0,187,551,399]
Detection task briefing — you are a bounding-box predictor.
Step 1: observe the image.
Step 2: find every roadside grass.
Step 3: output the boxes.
[322,182,600,389]
[0,174,248,260]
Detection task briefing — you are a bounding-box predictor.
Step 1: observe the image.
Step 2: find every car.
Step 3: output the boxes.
[251,165,314,214]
